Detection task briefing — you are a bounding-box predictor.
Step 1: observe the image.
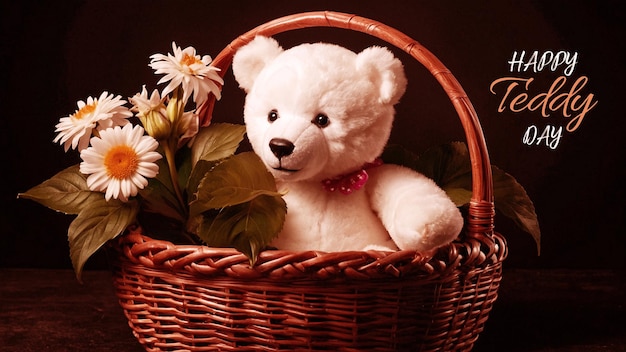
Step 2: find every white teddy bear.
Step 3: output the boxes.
[232,36,463,253]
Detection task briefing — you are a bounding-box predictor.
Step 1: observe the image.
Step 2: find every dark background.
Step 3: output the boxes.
[2,0,624,272]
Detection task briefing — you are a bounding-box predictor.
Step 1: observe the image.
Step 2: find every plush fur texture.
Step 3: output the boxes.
[232,36,463,252]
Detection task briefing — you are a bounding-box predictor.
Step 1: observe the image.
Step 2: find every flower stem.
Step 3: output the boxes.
[161,85,188,216]
[162,138,186,216]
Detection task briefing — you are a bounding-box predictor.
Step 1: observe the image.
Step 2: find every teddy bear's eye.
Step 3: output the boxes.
[313,113,330,128]
[268,110,279,122]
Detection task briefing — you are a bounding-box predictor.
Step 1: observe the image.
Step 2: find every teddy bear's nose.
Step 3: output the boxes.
[269,138,295,159]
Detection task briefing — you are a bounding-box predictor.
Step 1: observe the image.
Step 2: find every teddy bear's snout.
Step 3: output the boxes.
[269,138,295,159]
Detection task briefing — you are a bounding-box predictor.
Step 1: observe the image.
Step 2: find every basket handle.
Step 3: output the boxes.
[202,11,495,239]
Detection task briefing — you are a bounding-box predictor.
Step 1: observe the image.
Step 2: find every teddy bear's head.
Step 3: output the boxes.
[232,36,407,183]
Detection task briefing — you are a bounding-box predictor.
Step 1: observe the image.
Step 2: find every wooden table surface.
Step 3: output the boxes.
[1,268,624,352]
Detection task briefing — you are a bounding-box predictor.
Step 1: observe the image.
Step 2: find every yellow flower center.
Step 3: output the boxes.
[74,103,97,120]
[181,53,201,67]
[104,145,139,179]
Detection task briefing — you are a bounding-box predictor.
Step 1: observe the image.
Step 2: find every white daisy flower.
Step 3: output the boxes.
[149,42,223,105]
[129,86,170,140]
[79,124,162,202]
[54,92,132,151]
[129,85,167,117]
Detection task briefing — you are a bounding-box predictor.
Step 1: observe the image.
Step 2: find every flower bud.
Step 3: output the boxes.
[139,110,171,141]
[129,87,172,141]
[175,111,199,148]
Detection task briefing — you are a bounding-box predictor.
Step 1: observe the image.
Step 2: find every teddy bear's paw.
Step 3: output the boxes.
[390,212,463,252]
[362,244,397,252]
[390,226,430,252]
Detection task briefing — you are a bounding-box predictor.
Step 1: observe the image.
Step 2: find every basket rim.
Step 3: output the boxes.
[112,226,507,281]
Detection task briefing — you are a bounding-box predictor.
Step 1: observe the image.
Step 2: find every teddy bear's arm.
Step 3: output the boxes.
[366,164,464,252]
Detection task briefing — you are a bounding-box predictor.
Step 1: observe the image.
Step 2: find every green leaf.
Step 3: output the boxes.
[186,123,248,205]
[414,141,473,190]
[176,146,193,192]
[17,165,102,214]
[381,144,420,170]
[492,165,542,254]
[186,159,219,201]
[189,152,282,217]
[139,176,186,222]
[191,123,246,164]
[196,194,286,265]
[136,146,189,221]
[152,151,178,196]
[68,197,139,281]
[189,151,287,263]
[444,187,474,207]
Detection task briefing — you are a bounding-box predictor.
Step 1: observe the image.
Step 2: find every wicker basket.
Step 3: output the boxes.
[111,11,507,352]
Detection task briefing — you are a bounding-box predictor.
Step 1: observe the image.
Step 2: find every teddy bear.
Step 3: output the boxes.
[232,36,464,253]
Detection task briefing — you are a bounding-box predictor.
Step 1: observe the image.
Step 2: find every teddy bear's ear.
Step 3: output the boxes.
[232,36,284,93]
[356,46,408,105]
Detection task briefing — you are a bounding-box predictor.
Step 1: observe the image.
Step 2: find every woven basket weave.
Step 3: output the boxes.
[111,11,507,352]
